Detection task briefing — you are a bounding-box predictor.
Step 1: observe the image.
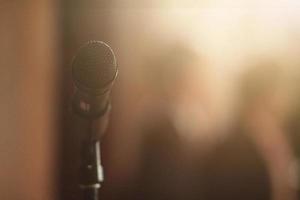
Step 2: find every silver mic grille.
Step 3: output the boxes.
[72,41,117,94]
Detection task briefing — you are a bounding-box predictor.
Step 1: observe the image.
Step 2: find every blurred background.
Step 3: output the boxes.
[1,0,300,200]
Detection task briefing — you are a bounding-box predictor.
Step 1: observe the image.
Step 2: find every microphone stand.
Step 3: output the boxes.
[79,121,103,200]
[78,105,110,200]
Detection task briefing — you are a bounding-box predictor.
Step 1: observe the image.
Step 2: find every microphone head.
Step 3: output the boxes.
[72,41,117,95]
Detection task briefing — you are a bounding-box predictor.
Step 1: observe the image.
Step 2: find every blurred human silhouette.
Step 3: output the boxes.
[101,45,286,200]
[132,43,199,200]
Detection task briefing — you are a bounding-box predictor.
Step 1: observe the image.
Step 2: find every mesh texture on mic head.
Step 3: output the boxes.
[72,41,117,94]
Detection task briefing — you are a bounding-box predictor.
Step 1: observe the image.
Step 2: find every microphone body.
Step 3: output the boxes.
[72,40,117,119]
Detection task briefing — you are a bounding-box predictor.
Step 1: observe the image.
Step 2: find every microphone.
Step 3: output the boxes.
[70,41,118,200]
[72,40,118,119]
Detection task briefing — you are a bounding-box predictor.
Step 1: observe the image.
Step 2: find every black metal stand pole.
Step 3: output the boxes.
[79,120,104,200]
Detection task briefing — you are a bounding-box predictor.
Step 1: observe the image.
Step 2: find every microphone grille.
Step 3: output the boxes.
[72,41,117,93]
